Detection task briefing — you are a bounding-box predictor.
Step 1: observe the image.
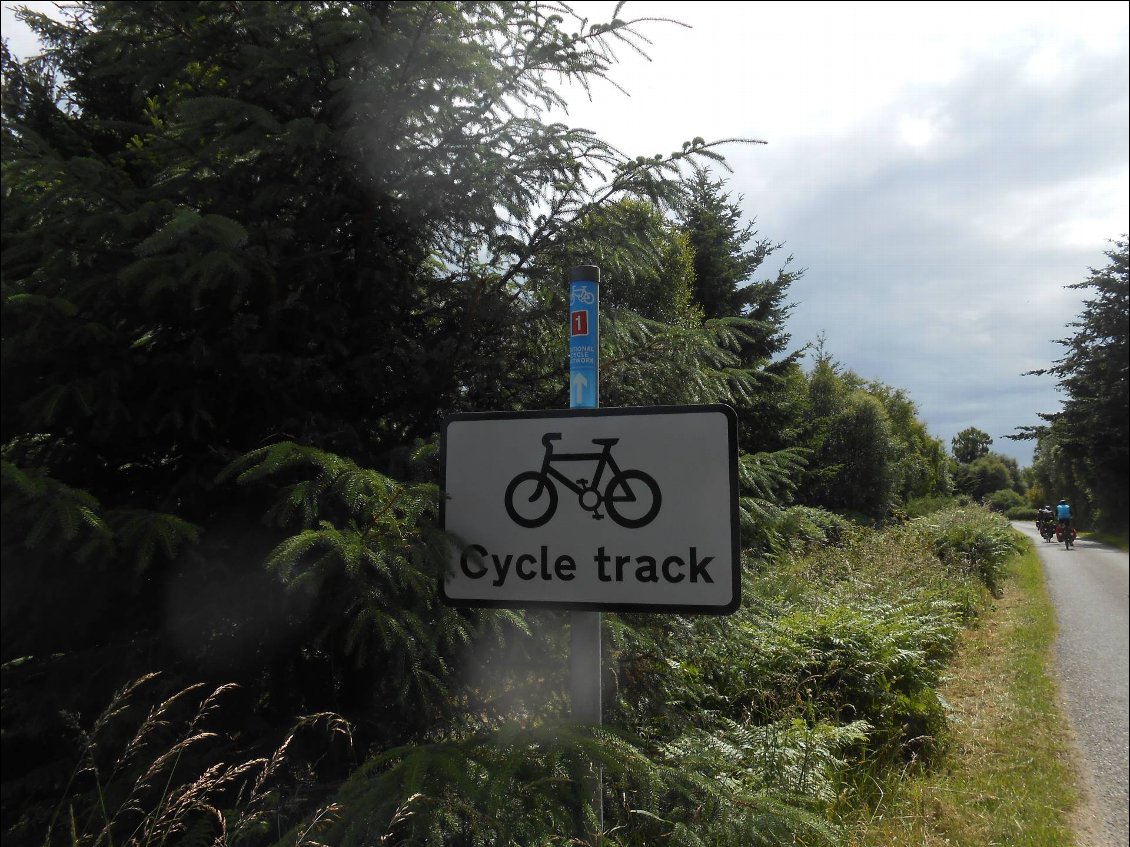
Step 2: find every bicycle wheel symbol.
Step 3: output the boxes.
[505,472,558,528]
[602,470,661,528]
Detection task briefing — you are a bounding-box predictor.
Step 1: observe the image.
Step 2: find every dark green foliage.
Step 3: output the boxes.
[767,604,953,759]
[676,171,807,455]
[216,441,481,726]
[776,505,858,552]
[865,383,951,502]
[951,452,1023,502]
[0,0,757,836]
[678,170,798,331]
[313,721,843,847]
[1014,237,1129,533]
[603,507,993,792]
[794,355,912,520]
[902,494,963,518]
[738,344,955,523]
[1024,433,1093,528]
[951,427,992,463]
[543,198,701,327]
[819,391,898,516]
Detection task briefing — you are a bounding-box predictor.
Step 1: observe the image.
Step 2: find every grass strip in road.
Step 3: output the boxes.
[844,540,1084,847]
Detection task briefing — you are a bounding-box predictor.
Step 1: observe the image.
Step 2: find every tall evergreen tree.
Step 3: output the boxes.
[677,170,806,453]
[1012,237,1129,532]
[2,4,963,842]
[678,170,795,327]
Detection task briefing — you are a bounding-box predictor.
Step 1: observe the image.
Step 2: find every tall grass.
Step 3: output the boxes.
[30,675,351,847]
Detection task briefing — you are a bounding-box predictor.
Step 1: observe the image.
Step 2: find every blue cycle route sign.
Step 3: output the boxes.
[569,278,598,409]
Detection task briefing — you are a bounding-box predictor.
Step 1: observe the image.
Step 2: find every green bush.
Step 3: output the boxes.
[777,506,858,551]
[763,603,956,762]
[925,507,1022,594]
[903,495,962,518]
[26,507,1012,847]
[611,511,978,769]
[320,722,843,847]
[984,488,1025,514]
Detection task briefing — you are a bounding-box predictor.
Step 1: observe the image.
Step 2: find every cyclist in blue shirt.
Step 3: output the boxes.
[1055,499,1073,532]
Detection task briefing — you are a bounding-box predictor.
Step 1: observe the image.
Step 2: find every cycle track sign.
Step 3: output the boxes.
[440,404,740,614]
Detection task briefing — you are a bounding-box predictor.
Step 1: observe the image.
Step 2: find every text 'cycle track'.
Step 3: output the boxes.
[440,405,740,614]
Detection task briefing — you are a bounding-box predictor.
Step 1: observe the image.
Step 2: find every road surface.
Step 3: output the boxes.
[1014,521,1129,847]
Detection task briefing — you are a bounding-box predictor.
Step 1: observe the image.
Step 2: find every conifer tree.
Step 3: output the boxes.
[1013,237,1129,532]
[1,1,777,828]
[676,170,807,453]
[2,4,960,842]
[678,170,798,339]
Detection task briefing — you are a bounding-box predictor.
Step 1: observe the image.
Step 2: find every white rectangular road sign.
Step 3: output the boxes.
[440,405,740,614]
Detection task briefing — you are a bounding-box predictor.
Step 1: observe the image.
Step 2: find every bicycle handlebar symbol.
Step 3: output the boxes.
[504,432,662,529]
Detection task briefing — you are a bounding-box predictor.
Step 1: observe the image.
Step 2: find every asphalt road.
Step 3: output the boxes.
[1013,521,1129,847]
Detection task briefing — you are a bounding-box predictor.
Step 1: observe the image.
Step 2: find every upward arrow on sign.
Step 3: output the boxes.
[571,372,588,404]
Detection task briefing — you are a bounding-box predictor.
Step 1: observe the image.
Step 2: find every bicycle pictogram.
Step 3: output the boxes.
[504,433,662,529]
[570,287,596,305]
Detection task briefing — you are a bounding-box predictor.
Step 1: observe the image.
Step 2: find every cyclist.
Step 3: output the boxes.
[1055,499,1073,536]
[1036,504,1055,536]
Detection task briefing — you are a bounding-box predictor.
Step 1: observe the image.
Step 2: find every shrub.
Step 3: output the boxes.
[903,495,962,518]
[764,603,956,762]
[777,506,858,552]
[320,723,842,847]
[926,508,1023,594]
[984,488,1025,514]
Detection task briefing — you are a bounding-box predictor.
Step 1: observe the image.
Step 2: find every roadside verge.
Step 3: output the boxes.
[846,537,1088,846]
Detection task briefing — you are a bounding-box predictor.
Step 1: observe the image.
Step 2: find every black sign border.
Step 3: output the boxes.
[439,404,741,615]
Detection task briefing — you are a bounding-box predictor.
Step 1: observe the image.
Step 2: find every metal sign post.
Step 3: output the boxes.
[569,265,602,842]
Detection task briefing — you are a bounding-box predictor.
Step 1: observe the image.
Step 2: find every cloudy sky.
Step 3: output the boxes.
[3,2,1127,465]
[559,1,1129,465]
